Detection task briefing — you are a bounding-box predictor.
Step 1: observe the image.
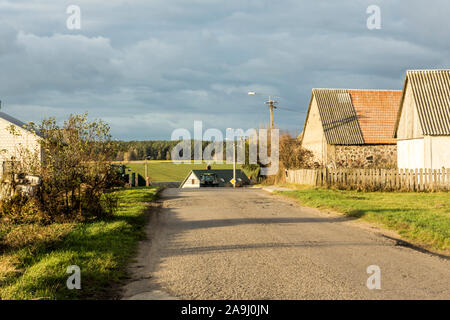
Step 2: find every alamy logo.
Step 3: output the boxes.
[366,265,381,290]
[366,5,381,30]
[66,5,81,30]
[66,265,81,290]
[171,121,279,175]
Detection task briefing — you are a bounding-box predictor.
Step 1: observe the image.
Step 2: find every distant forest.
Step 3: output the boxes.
[115,140,226,161]
[116,141,178,161]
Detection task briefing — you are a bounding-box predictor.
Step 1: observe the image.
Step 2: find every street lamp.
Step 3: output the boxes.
[226,128,237,188]
[248,91,279,129]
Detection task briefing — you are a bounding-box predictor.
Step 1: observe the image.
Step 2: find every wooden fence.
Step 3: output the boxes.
[0,175,41,200]
[286,168,450,192]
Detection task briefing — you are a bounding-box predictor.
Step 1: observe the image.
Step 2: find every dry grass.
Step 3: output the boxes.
[0,187,158,300]
[0,254,21,281]
[1,223,74,250]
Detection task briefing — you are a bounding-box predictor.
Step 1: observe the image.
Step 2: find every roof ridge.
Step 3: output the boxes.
[0,111,42,136]
[407,69,450,73]
[313,88,401,91]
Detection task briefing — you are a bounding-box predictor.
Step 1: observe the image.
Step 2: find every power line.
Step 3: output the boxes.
[276,106,307,114]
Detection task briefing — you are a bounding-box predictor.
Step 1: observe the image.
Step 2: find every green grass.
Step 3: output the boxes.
[123,161,242,182]
[276,187,450,252]
[0,187,158,300]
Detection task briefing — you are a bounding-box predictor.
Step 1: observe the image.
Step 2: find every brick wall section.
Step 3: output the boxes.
[327,144,397,168]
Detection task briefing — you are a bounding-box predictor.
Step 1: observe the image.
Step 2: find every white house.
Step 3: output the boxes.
[0,111,42,176]
[180,169,250,188]
[394,70,450,170]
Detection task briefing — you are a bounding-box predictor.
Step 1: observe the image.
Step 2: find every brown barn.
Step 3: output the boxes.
[300,89,402,168]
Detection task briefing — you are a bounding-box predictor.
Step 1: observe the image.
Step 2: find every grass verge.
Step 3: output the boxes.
[0,187,158,300]
[276,186,450,252]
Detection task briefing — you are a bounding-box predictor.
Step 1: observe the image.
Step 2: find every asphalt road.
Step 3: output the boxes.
[122,188,450,300]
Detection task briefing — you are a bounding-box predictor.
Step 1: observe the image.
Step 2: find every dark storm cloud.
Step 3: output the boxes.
[0,0,449,139]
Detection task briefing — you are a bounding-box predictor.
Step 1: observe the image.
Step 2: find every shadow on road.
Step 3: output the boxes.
[169,216,353,230]
[161,240,389,258]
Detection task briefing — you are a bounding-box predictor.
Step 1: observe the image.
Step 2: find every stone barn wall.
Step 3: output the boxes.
[327,144,397,168]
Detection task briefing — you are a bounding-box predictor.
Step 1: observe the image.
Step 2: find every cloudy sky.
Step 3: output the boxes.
[0,0,449,140]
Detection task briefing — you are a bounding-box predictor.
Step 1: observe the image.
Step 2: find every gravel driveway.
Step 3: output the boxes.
[122,188,450,300]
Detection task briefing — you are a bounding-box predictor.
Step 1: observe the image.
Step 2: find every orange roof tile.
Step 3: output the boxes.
[348,90,402,144]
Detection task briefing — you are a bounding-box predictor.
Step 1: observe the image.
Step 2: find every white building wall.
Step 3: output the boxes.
[397,139,424,169]
[427,136,450,169]
[301,96,327,164]
[0,118,41,175]
[398,136,450,169]
[181,172,200,188]
[396,83,423,140]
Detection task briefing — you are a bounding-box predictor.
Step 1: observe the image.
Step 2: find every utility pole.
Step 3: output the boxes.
[226,128,238,189]
[248,92,278,129]
[145,159,149,186]
[265,96,278,130]
[269,100,275,129]
[233,138,236,188]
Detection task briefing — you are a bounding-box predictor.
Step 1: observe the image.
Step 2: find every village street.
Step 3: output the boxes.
[122,188,450,300]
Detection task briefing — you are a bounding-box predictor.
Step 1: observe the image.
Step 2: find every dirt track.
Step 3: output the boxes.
[122,188,450,300]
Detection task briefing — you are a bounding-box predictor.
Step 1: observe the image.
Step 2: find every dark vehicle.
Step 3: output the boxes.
[200,173,219,187]
[109,164,128,186]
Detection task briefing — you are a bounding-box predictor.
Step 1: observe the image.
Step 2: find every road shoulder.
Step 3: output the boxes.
[265,185,450,260]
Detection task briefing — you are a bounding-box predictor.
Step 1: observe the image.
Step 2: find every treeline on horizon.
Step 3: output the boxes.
[115,140,231,161]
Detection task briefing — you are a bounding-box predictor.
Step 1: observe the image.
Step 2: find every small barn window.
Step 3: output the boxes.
[192,179,195,184]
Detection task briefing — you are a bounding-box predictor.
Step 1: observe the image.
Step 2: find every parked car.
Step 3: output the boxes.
[200,172,219,187]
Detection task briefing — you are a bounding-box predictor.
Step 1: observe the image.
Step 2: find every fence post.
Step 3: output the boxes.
[400,168,404,190]
[413,168,417,191]
[391,169,396,190]
[418,168,423,191]
[433,169,437,192]
[447,169,450,191]
[359,169,364,188]
[408,168,412,191]
[409,168,413,190]
[395,169,399,189]
[370,169,374,189]
[423,168,427,191]
[438,169,441,190]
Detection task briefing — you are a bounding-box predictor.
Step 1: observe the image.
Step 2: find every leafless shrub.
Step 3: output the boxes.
[264,132,315,185]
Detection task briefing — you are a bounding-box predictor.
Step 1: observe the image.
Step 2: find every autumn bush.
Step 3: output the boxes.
[0,113,124,224]
[264,132,316,185]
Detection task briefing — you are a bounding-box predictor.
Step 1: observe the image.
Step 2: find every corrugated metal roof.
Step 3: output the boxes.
[312,89,365,145]
[406,70,450,135]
